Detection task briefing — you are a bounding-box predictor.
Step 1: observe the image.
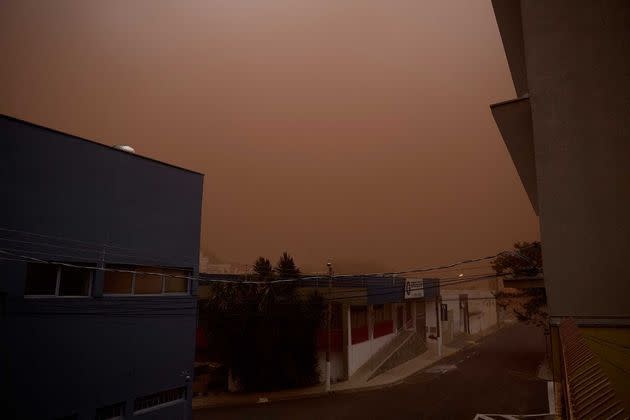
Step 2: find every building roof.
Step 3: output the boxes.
[559,319,629,418]
[1,113,204,176]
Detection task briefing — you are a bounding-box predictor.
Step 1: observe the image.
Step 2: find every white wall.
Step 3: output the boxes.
[425,299,437,337]
[428,291,498,339]
[444,290,497,335]
[317,351,345,383]
[467,291,497,334]
[348,331,396,376]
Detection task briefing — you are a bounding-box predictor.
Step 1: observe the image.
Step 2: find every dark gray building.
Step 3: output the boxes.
[0,114,204,419]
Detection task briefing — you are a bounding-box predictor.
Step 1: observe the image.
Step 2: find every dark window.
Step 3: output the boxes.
[59,266,90,296]
[440,303,448,321]
[95,402,125,420]
[25,263,58,295]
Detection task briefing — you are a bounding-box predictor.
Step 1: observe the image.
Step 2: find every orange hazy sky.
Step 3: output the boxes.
[0,0,539,273]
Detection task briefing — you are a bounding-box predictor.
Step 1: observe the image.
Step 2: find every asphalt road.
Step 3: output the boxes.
[194,323,549,420]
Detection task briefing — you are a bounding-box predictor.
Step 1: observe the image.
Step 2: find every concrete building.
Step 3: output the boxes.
[490,1,630,415]
[433,290,498,345]
[300,276,428,383]
[0,115,204,419]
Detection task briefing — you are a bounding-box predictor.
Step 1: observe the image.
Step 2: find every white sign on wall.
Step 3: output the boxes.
[405,278,424,299]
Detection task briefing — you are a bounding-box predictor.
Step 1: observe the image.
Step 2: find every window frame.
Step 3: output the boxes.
[102,266,191,297]
[24,264,92,298]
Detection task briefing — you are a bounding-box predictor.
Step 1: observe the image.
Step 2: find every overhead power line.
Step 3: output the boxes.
[1,241,537,288]
[333,243,539,278]
[0,227,196,263]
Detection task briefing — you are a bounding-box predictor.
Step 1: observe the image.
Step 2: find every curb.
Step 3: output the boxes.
[193,379,407,412]
[193,324,509,412]
[193,389,327,411]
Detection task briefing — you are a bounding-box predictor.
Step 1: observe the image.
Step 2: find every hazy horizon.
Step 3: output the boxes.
[0,0,539,274]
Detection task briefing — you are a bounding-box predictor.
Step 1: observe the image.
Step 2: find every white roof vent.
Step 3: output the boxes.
[113,145,135,153]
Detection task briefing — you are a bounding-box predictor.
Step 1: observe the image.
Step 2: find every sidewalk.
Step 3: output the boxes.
[193,323,508,411]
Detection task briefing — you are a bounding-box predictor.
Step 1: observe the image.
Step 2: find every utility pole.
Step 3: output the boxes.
[435,294,443,357]
[325,261,333,392]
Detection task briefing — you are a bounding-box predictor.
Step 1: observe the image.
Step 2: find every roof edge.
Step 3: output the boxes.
[1,113,204,177]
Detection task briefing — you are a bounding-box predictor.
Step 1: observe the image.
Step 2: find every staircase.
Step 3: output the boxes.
[351,330,414,380]
[368,332,426,380]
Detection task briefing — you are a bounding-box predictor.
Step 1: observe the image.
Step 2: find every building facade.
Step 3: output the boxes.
[490,1,630,415]
[0,115,204,419]
[300,276,428,383]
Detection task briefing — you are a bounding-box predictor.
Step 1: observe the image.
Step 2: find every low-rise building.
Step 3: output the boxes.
[300,276,428,383]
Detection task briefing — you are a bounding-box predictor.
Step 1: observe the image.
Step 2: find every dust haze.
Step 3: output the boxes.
[0,0,539,273]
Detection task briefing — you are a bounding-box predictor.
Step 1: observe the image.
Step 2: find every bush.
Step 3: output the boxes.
[203,282,324,391]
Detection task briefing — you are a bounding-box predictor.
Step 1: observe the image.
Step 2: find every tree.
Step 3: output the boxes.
[253,257,274,281]
[276,252,300,279]
[203,256,324,392]
[492,241,547,327]
[492,241,542,276]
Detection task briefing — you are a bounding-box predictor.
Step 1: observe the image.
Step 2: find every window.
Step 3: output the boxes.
[25,263,90,297]
[134,267,164,294]
[163,269,189,293]
[95,402,125,420]
[103,267,134,294]
[103,265,190,296]
[134,387,186,413]
[59,266,90,296]
[25,263,58,295]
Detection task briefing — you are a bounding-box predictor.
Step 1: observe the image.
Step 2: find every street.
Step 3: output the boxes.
[194,323,549,420]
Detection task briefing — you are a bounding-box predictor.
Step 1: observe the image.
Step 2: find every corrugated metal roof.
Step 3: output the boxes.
[559,319,628,419]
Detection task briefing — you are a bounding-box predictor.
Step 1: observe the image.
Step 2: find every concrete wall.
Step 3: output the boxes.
[317,351,345,383]
[519,1,630,318]
[428,291,497,339]
[348,331,396,377]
